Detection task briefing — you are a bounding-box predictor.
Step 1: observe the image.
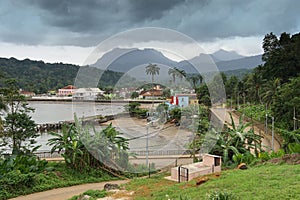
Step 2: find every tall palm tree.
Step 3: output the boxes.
[145,63,160,86]
[168,67,187,84]
[261,78,281,107]
[246,72,264,104]
[168,68,177,84]
[188,74,203,92]
[145,64,160,109]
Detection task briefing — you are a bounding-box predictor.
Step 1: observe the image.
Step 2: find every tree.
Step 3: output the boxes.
[168,67,186,85]
[162,88,171,98]
[262,32,280,62]
[145,63,160,86]
[211,113,262,164]
[272,76,300,130]
[261,78,281,107]
[225,75,238,101]
[130,91,139,99]
[48,116,129,171]
[145,63,160,109]
[260,32,300,83]
[188,74,203,92]
[196,84,211,107]
[0,79,37,155]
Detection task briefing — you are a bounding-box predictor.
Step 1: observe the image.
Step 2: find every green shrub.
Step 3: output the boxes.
[68,189,107,200]
[206,190,237,200]
[0,171,36,199]
[83,190,107,198]
[232,152,256,165]
[258,149,285,161]
[0,155,48,175]
[288,143,300,153]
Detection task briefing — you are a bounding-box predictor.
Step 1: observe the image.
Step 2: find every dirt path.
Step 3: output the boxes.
[9,180,129,200]
[210,108,281,152]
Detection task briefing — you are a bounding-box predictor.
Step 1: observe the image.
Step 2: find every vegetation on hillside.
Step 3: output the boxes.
[125,162,300,200]
[0,58,136,94]
[48,116,130,172]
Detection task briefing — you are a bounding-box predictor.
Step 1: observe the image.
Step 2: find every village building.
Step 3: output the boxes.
[72,88,105,101]
[170,93,198,107]
[139,85,163,99]
[19,90,35,97]
[57,85,77,96]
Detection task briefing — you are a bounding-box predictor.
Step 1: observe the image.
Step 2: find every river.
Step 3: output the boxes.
[28,101,191,153]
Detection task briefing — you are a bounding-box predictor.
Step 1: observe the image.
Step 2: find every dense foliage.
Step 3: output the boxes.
[0,79,38,155]
[0,162,114,200]
[0,57,136,94]
[48,116,130,172]
[222,32,300,131]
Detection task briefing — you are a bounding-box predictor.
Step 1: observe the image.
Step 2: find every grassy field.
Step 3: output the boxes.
[125,163,300,200]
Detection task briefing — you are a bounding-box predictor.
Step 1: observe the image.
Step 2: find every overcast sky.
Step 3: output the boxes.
[0,0,299,64]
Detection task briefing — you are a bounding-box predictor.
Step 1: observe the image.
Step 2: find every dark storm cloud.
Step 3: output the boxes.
[128,0,184,22]
[0,0,299,46]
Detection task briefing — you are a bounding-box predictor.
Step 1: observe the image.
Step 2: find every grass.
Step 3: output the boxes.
[68,189,108,200]
[125,163,300,200]
[0,162,118,200]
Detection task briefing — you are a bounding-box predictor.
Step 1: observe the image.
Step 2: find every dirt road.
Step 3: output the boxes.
[9,180,129,200]
[210,108,281,152]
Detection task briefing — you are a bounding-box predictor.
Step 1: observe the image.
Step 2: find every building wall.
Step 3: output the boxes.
[178,96,189,107]
[58,89,76,96]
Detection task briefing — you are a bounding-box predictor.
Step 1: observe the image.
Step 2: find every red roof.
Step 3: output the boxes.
[140,89,163,96]
[62,85,77,89]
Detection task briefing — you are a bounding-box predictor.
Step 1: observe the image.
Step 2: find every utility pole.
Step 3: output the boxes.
[237,91,240,109]
[294,107,296,131]
[272,116,274,151]
[265,104,268,135]
[192,115,198,163]
[265,113,268,135]
[146,125,149,166]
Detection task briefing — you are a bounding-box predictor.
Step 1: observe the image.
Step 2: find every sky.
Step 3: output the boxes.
[0,0,299,65]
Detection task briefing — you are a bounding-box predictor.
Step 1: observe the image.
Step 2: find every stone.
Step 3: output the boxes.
[237,163,248,170]
[78,195,90,200]
[196,176,209,186]
[104,183,120,191]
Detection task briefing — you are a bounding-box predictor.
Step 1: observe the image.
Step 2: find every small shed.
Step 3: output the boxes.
[170,154,222,182]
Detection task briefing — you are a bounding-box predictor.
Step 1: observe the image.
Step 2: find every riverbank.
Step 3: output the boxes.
[100,116,193,159]
[28,96,166,104]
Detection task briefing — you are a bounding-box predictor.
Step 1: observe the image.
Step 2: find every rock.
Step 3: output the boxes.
[238,163,247,170]
[78,195,90,200]
[196,176,209,185]
[104,183,120,191]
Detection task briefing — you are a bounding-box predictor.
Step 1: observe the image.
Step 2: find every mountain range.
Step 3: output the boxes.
[92,48,263,75]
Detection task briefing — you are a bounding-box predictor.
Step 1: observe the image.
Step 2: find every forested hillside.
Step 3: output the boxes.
[0,57,135,94]
[224,32,299,130]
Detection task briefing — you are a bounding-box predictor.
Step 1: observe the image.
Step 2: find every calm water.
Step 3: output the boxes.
[28,101,190,153]
[29,101,125,124]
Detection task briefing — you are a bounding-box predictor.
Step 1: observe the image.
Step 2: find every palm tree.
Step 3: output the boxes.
[261,78,281,107]
[176,68,186,81]
[145,63,160,86]
[246,72,264,104]
[168,67,187,84]
[188,74,203,92]
[145,64,160,109]
[168,68,177,84]
[48,116,129,171]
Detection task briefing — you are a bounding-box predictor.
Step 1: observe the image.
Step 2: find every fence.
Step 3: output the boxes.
[34,149,192,159]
